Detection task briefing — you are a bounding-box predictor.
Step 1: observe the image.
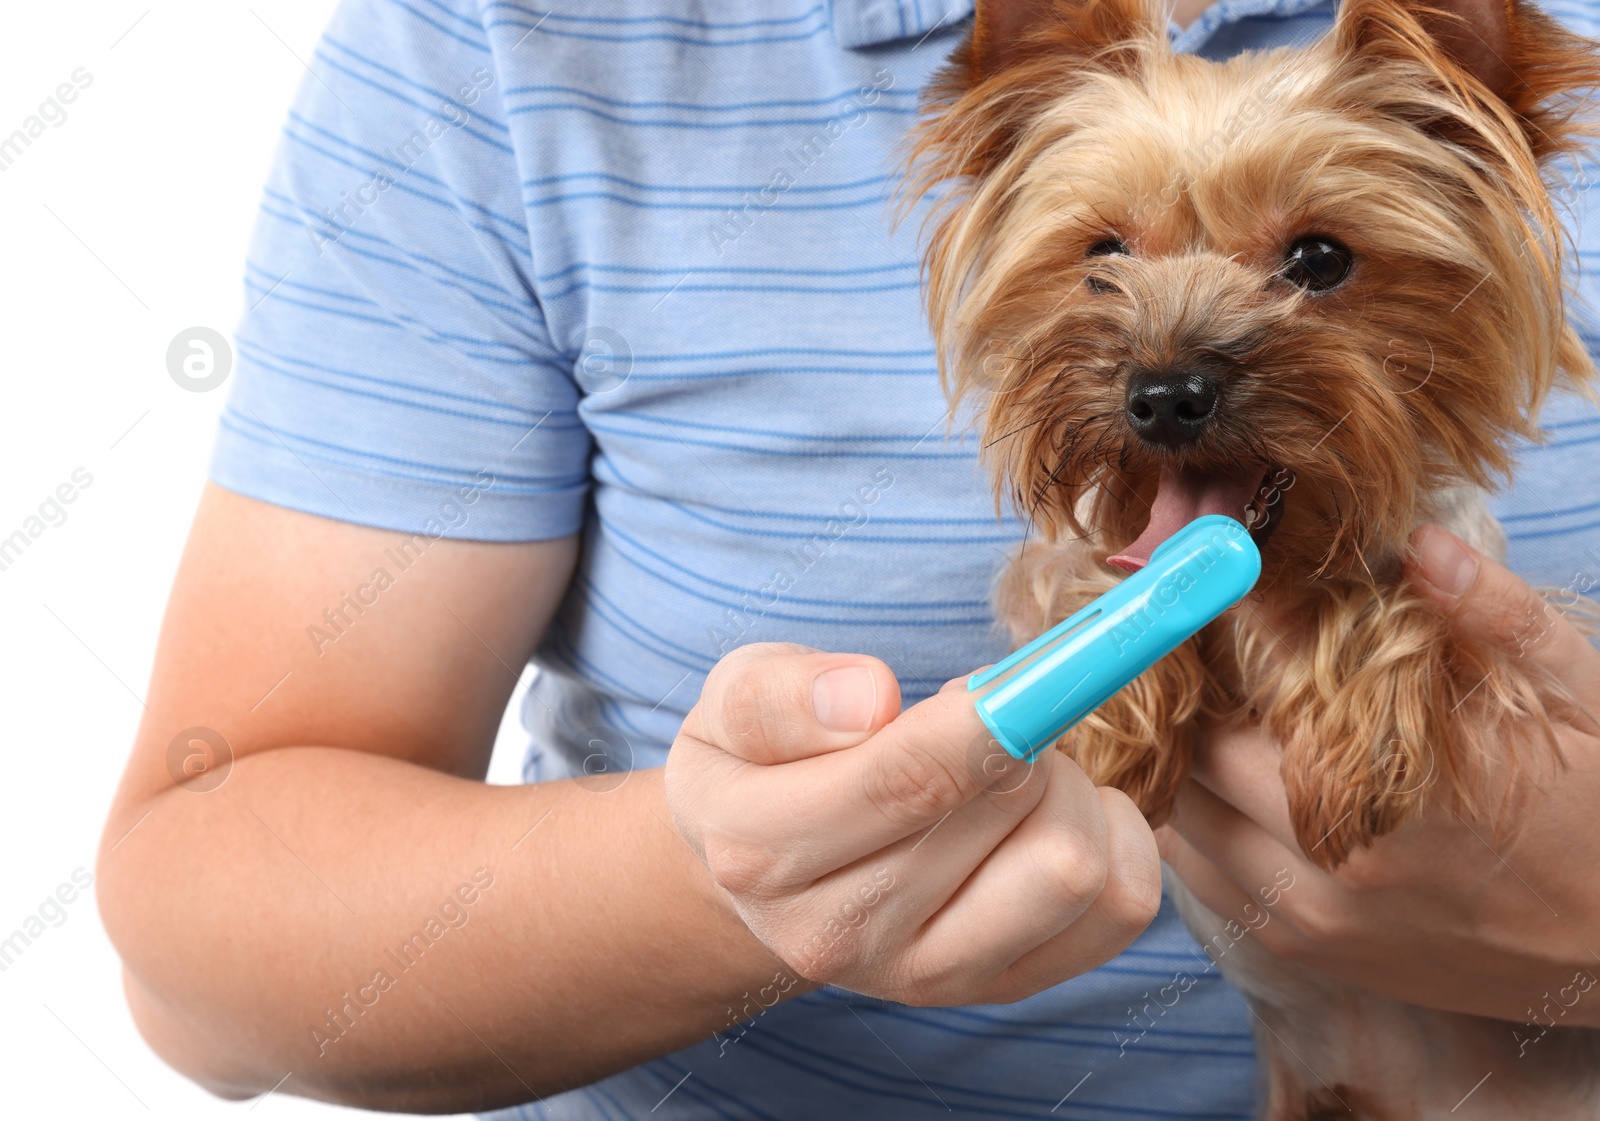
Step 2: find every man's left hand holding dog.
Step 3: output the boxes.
[1161,523,1600,1026]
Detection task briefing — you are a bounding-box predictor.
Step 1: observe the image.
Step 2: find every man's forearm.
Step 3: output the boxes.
[98,747,790,1113]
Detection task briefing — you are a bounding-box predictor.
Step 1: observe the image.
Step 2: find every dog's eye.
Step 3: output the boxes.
[1085,240,1127,292]
[1281,237,1353,292]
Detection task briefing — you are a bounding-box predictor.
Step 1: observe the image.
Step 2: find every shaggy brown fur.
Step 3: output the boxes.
[903,0,1600,1115]
[904,0,1600,863]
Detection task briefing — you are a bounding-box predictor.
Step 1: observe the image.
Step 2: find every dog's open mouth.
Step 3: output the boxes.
[1107,465,1292,573]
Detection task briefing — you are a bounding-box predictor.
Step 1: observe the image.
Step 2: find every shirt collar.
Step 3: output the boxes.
[827,0,1331,51]
[1169,0,1332,54]
[827,0,974,49]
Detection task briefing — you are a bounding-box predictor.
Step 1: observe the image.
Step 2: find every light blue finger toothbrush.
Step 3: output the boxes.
[967,514,1261,763]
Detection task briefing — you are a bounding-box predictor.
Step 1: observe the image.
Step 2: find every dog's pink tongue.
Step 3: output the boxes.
[1107,466,1264,573]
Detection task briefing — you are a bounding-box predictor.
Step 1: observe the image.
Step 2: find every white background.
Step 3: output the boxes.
[0,3,530,1116]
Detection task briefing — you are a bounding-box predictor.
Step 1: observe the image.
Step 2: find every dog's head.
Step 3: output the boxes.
[908,0,1600,587]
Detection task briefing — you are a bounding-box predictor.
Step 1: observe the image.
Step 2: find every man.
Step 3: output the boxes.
[97,0,1600,1117]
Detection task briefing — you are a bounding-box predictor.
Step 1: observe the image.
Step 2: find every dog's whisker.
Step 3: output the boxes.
[984,415,1050,449]
[1021,448,1073,549]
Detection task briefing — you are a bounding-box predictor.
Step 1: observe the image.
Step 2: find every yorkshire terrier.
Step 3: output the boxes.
[906,0,1600,1115]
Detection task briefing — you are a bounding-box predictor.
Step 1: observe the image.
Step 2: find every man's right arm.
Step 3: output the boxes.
[96,483,790,1112]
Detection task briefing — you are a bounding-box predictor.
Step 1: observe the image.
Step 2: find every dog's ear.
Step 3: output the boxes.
[964,0,1161,84]
[1340,0,1517,95]
[909,0,1163,184]
[1334,0,1600,161]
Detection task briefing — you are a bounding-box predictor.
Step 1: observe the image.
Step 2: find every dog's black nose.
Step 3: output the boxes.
[1125,367,1220,447]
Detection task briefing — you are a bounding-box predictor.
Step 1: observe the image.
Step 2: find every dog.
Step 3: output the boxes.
[904,0,1600,1115]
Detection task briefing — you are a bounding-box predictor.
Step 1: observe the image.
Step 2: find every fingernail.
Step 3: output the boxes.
[1415,524,1480,600]
[812,666,877,733]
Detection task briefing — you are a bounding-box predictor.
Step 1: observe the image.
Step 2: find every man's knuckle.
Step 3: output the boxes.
[702,835,787,899]
[1333,848,1392,894]
[1109,863,1164,929]
[894,952,976,1007]
[867,745,970,828]
[1034,828,1109,910]
[1275,895,1348,959]
[717,670,782,755]
[786,930,858,986]
[764,906,874,986]
[977,972,1041,1006]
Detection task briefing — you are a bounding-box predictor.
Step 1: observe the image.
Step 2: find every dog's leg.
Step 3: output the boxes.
[1236,582,1449,867]
[1240,568,1598,869]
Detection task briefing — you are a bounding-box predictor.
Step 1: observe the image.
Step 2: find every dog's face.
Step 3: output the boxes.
[910,0,1598,588]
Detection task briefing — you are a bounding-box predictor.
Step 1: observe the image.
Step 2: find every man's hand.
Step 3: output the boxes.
[665,644,1163,1006]
[1161,524,1600,1025]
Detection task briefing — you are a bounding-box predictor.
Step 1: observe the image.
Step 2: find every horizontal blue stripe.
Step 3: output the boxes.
[612,491,1002,529]
[242,270,533,360]
[320,35,512,136]
[575,576,717,670]
[1499,496,1600,523]
[542,277,915,299]
[522,170,900,195]
[239,282,541,369]
[588,419,973,460]
[391,0,492,54]
[503,102,918,127]
[536,260,916,283]
[234,337,575,427]
[284,105,517,213]
[524,190,895,213]
[481,2,830,31]
[253,204,537,331]
[1506,517,1600,542]
[501,84,915,112]
[485,15,831,47]
[218,411,584,492]
[643,1055,770,1121]
[836,1000,1253,1059]
[277,128,527,250]
[599,534,994,627]
[259,187,528,304]
[626,346,937,363]
[601,410,943,444]
[739,1028,1250,1119]
[601,521,997,610]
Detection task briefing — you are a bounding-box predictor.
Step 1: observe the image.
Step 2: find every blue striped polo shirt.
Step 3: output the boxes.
[209,0,1600,1117]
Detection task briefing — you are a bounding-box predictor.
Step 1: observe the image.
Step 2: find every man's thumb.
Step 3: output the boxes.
[1403,523,1593,677]
[1404,524,1483,607]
